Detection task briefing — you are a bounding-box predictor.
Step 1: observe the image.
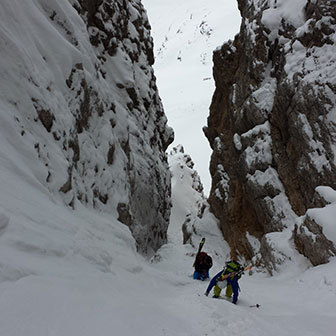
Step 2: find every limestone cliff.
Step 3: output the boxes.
[0,0,173,256]
[204,0,336,270]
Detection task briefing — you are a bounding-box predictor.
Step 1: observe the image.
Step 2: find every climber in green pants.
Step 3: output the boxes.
[205,259,244,304]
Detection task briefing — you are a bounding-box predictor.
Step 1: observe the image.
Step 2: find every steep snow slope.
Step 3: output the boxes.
[1,165,336,336]
[142,0,241,195]
[0,1,335,335]
[0,0,173,255]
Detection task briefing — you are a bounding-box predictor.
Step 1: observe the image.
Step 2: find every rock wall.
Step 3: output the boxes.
[0,0,173,256]
[204,0,336,269]
[168,145,207,245]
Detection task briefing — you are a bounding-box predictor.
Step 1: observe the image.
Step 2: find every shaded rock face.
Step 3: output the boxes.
[293,186,336,265]
[204,0,336,268]
[0,0,173,256]
[294,216,336,266]
[74,0,174,256]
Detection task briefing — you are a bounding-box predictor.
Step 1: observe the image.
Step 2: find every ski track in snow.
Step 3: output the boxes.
[1,171,335,336]
[0,173,336,336]
[1,117,335,335]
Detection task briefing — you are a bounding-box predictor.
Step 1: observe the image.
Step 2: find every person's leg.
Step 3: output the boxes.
[213,285,222,298]
[231,280,239,304]
[200,271,209,281]
[193,271,201,280]
[225,284,233,298]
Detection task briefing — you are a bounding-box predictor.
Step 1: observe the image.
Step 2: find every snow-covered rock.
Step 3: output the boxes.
[0,0,173,256]
[167,145,230,264]
[294,186,336,265]
[168,145,206,245]
[204,0,336,270]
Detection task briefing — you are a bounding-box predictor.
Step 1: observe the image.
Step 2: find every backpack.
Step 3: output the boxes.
[223,260,243,279]
[195,252,213,272]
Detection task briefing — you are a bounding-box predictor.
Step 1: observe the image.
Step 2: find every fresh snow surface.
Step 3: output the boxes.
[0,0,336,335]
[1,146,336,335]
[142,0,241,195]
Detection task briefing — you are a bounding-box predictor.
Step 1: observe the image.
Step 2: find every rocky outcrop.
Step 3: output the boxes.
[0,0,173,256]
[204,0,336,269]
[294,186,336,265]
[168,145,207,245]
[294,216,336,266]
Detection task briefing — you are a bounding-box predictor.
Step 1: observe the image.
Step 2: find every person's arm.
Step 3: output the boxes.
[205,270,222,296]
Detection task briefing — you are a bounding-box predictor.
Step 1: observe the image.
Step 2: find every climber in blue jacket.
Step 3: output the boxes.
[205,259,244,304]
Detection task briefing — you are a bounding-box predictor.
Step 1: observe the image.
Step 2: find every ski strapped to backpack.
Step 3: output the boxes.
[197,237,206,254]
[218,265,252,281]
[193,237,206,267]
